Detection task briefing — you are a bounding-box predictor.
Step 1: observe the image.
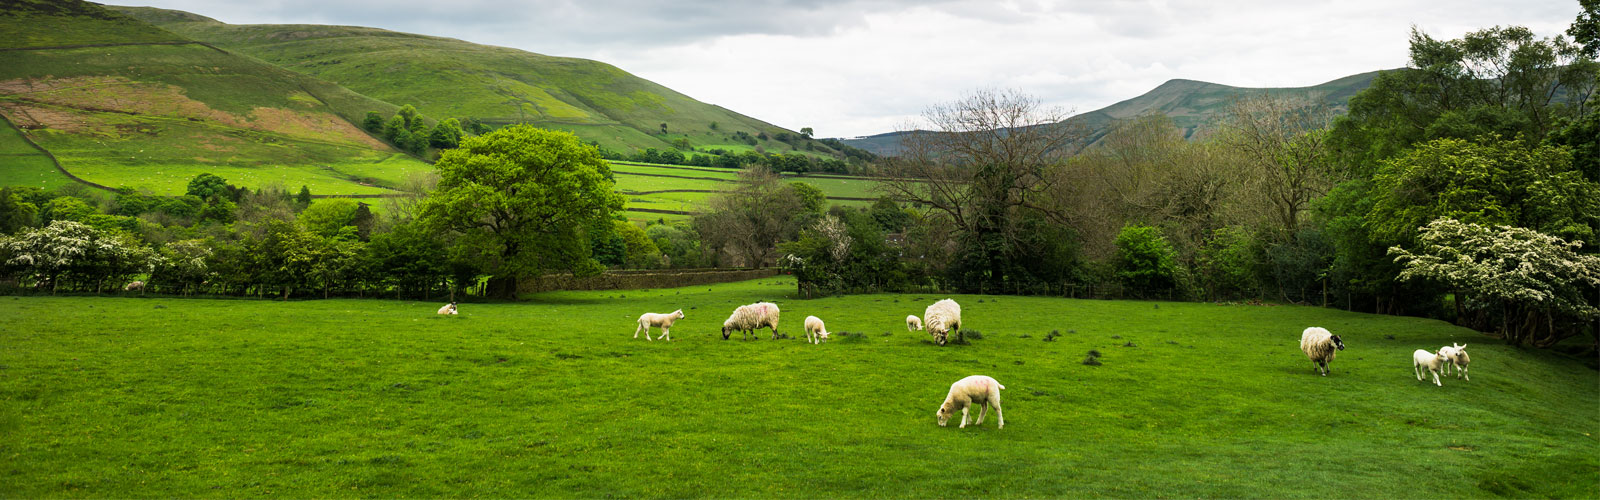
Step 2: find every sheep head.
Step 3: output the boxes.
[1330,335,1345,350]
[671,309,684,320]
[721,325,732,340]
[936,402,955,427]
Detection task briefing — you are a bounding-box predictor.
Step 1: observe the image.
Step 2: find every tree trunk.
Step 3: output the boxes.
[487,275,519,299]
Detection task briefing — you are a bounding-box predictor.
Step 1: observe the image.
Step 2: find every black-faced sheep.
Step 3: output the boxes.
[437,302,458,315]
[936,375,1004,429]
[635,309,685,341]
[722,302,779,340]
[1299,327,1345,376]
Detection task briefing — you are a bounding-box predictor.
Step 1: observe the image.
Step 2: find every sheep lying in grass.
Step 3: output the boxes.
[804,315,830,344]
[437,302,458,315]
[924,299,962,346]
[1439,343,1470,380]
[634,309,685,341]
[723,302,780,340]
[1413,349,1449,386]
[124,281,144,292]
[906,315,923,332]
[936,375,1005,429]
[1299,327,1345,376]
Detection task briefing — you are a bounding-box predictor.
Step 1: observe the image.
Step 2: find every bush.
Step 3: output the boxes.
[1114,224,1181,298]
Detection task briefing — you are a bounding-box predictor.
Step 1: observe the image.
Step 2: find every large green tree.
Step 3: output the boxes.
[417,125,623,297]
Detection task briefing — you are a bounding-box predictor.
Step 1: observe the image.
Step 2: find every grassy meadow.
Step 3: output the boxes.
[2,277,1595,498]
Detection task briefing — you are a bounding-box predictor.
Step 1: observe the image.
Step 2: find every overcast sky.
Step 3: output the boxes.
[116,0,1583,138]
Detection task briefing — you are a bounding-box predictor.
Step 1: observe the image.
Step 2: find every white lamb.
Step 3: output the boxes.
[936,375,1005,429]
[1299,327,1345,376]
[634,309,685,341]
[1438,343,1470,380]
[722,302,780,340]
[437,302,458,315]
[906,315,923,332]
[924,299,962,346]
[803,315,830,344]
[1413,349,1449,386]
[124,280,144,292]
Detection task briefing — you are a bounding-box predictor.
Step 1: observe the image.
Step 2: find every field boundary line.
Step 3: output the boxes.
[0,40,227,54]
[0,111,118,193]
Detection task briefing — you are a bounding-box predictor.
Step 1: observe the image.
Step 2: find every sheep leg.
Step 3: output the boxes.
[993,401,1004,429]
[959,406,970,428]
[1431,369,1441,386]
[1414,364,1423,381]
[1460,365,1468,381]
[634,322,644,339]
[975,403,987,425]
[660,327,670,341]
[770,325,779,340]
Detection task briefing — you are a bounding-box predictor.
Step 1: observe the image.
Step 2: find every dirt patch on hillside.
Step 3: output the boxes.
[0,101,99,133]
[249,107,389,150]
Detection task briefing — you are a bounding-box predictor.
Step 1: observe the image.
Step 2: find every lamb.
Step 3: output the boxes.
[924,299,962,346]
[124,280,144,292]
[634,309,685,341]
[1413,349,1449,386]
[437,302,458,315]
[1438,343,1470,380]
[722,302,780,340]
[936,375,1005,429]
[1299,327,1345,376]
[803,315,830,344]
[906,315,923,332]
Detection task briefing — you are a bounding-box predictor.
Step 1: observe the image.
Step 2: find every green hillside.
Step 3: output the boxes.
[0,0,430,196]
[842,71,1383,156]
[3,279,1595,497]
[114,6,842,157]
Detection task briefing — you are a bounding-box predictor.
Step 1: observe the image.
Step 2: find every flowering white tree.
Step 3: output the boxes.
[2,220,159,293]
[1390,218,1600,347]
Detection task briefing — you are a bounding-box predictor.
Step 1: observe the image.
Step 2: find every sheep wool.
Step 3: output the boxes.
[1413,349,1449,386]
[924,299,962,346]
[723,302,780,340]
[1299,327,1345,376]
[906,315,924,332]
[437,302,458,315]
[635,309,685,341]
[936,375,1005,429]
[803,315,830,344]
[1439,343,1470,380]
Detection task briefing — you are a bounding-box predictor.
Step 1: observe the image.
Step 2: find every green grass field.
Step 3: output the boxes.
[0,116,74,190]
[2,277,1594,497]
[609,163,882,221]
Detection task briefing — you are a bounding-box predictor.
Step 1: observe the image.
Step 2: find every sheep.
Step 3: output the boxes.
[803,315,830,344]
[634,309,685,341]
[124,280,144,292]
[1299,327,1345,376]
[936,375,1005,429]
[437,302,458,315]
[1413,349,1449,386]
[924,299,962,346]
[906,315,923,332]
[722,302,780,340]
[1438,343,1470,380]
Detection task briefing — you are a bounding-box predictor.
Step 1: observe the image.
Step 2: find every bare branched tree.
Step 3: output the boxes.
[1220,93,1339,236]
[693,168,805,268]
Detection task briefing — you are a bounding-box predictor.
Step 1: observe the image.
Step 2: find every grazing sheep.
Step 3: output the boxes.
[1299,327,1345,376]
[924,299,962,346]
[906,315,923,332]
[437,302,458,315]
[1413,349,1449,386]
[803,315,830,344]
[124,280,144,292]
[633,309,685,341]
[722,302,780,340]
[936,375,1005,429]
[1439,343,1470,380]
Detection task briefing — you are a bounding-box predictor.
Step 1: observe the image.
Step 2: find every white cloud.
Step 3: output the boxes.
[118,0,1584,137]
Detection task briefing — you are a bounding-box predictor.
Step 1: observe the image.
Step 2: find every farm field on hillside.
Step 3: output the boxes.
[611,163,883,221]
[2,278,1595,498]
[0,117,73,190]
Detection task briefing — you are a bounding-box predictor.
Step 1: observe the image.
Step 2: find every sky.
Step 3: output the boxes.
[114,0,1584,138]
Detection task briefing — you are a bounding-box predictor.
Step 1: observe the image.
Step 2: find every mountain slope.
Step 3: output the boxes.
[0,0,430,196]
[842,71,1383,156]
[114,6,840,157]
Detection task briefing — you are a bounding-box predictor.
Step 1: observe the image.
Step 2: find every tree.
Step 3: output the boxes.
[397,104,426,135]
[186,173,230,200]
[1570,0,1598,58]
[1221,93,1338,236]
[417,125,623,297]
[1114,224,1181,298]
[295,185,312,208]
[660,122,668,134]
[0,187,39,233]
[1391,218,1600,347]
[2,220,157,294]
[800,127,814,139]
[614,220,662,269]
[151,239,212,296]
[298,199,360,238]
[362,111,384,132]
[693,168,806,268]
[789,181,826,214]
[429,118,465,149]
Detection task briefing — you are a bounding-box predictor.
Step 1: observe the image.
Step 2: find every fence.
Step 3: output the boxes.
[517,268,781,293]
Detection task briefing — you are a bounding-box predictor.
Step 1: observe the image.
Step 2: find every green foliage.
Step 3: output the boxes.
[417,125,623,296]
[298,199,360,239]
[40,196,95,224]
[362,111,384,132]
[1113,224,1180,296]
[1197,226,1262,299]
[0,187,40,233]
[1570,0,1599,58]
[149,238,212,295]
[644,223,701,268]
[1,219,156,292]
[788,181,826,214]
[428,118,465,149]
[614,220,661,269]
[868,196,912,233]
[185,173,230,201]
[295,185,312,208]
[1546,108,1600,183]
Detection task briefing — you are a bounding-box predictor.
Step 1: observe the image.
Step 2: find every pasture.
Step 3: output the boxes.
[612,162,884,221]
[1,277,1595,497]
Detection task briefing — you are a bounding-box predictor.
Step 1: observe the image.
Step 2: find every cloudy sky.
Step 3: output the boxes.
[118,0,1583,138]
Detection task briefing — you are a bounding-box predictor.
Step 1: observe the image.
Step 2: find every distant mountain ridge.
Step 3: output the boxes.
[840,71,1385,156]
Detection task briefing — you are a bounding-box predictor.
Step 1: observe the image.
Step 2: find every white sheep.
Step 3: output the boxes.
[1413,349,1449,386]
[924,299,962,346]
[1299,327,1345,376]
[124,280,144,292]
[936,375,1005,429]
[437,302,458,315]
[722,302,780,340]
[803,315,830,344]
[906,314,923,332]
[634,309,685,341]
[1438,343,1470,380]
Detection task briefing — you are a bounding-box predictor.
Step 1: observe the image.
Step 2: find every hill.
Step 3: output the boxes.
[0,0,431,196]
[113,6,845,158]
[2,278,1595,497]
[841,71,1383,156]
